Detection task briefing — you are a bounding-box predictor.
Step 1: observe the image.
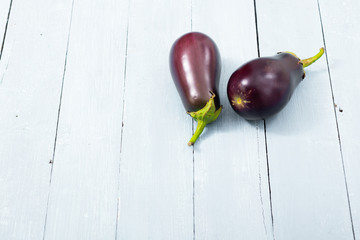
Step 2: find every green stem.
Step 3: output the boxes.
[301,48,325,68]
[188,120,207,146]
[186,91,222,146]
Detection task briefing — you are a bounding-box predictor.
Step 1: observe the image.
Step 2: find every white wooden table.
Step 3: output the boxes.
[0,0,359,239]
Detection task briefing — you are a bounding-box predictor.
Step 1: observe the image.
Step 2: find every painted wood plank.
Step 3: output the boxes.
[116,0,193,239]
[318,0,360,237]
[42,0,129,239]
[0,0,11,51]
[256,0,354,239]
[191,1,273,239]
[0,0,73,239]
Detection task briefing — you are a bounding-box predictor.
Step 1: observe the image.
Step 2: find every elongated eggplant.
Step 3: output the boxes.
[170,32,222,146]
[227,48,324,120]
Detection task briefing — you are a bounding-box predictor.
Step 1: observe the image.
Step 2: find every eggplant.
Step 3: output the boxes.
[170,32,222,146]
[227,48,324,120]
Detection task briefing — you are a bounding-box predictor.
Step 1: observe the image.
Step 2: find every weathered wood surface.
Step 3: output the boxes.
[116,0,193,239]
[318,0,360,238]
[0,0,358,239]
[192,0,273,239]
[0,0,73,239]
[256,0,354,239]
[43,0,129,239]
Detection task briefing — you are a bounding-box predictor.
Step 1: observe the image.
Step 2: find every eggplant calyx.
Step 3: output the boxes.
[282,51,299,59]
[282,48,324,79]
[187,92,222,146]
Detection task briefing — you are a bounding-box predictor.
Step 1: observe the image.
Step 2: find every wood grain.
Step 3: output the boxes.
[0,0,73,239]
[192,0,273,239]
[116,0,193,239]
[256,0,354,239]
[42,0,129,239]
[318,0,360,237]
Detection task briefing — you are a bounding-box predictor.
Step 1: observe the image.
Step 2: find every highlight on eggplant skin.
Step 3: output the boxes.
[169,32,222,146]
[227,48,325,120]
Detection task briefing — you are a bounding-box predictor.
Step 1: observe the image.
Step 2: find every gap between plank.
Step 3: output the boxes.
[115,0,131,238]
[263,121,274,240]
[316,1,356,239]
[253,0,275,239]
[42,0,75,238]
[253,0,260,59]
[0,0,13,62]
[256,121,268,237]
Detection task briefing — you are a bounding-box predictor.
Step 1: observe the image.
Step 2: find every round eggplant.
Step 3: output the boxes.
[227,48,324,120]
[170,32,222,146]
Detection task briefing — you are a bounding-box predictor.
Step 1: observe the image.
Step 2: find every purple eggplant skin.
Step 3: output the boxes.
[169,32,222,146]
[170,32,221,112]
[227,48,324,120]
